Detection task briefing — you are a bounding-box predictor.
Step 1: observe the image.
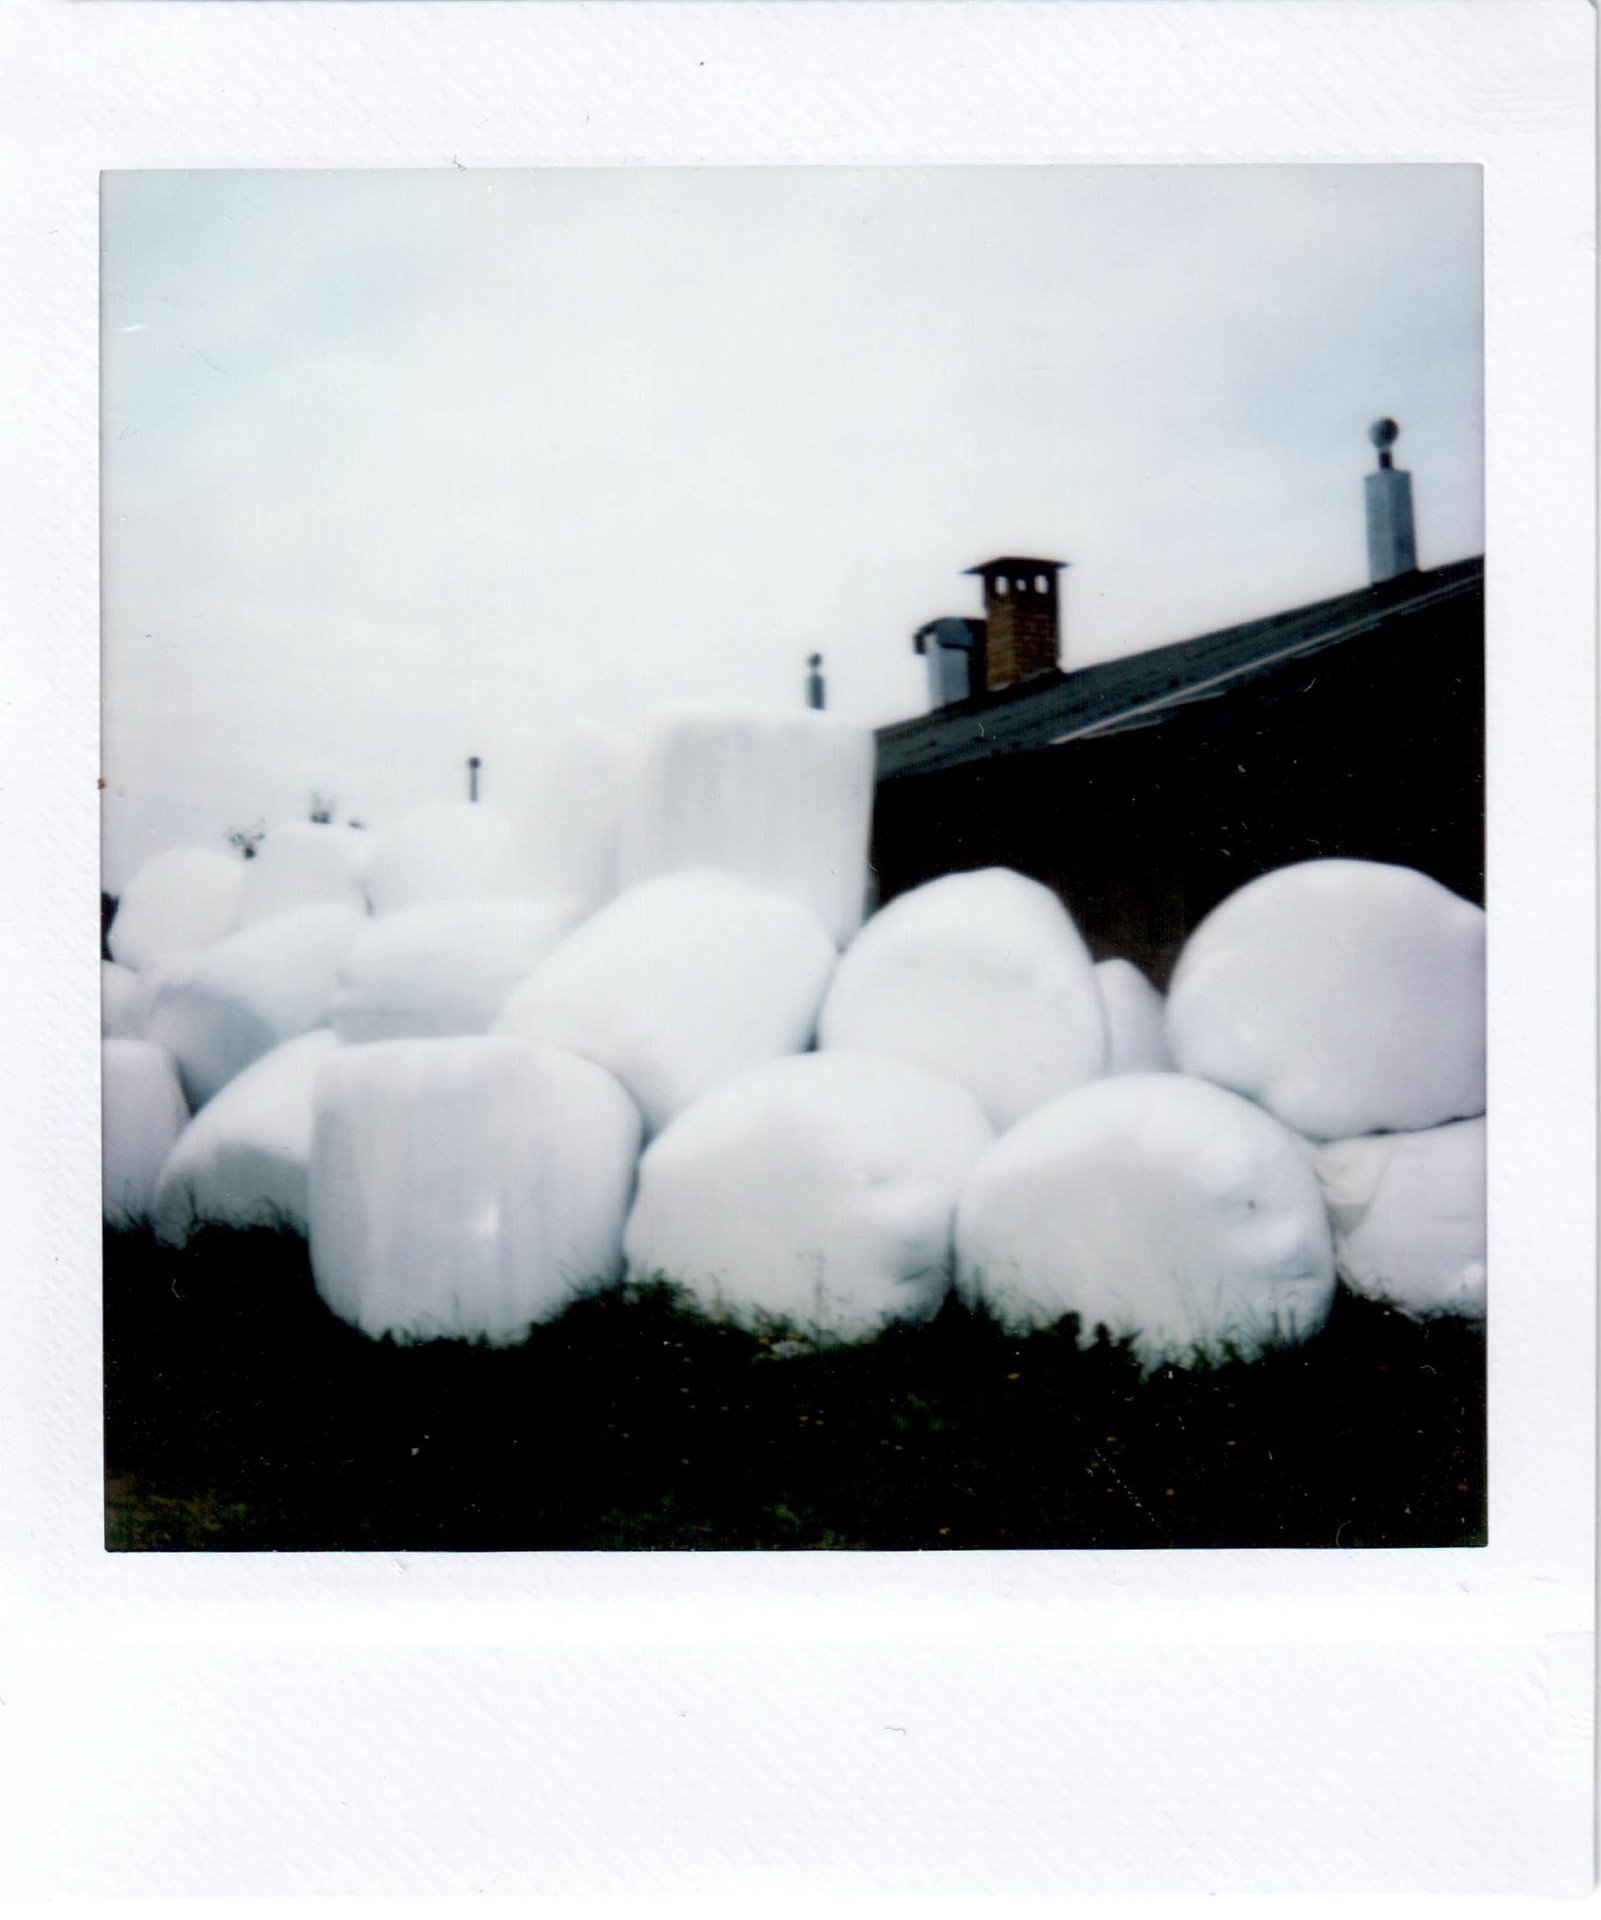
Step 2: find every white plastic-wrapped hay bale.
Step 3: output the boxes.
[1313,1116,1487,1320]
[330,896,586,1044]
[145,902,366,1109]
[1166,859,1485,1140]
[517,724,631,909]
[153,1030,337,1245]
[102,960,144,1038]
[107,847,244,971]
[624,1051,994,1341]
[308,1036,641,1344]
[1095,958,1174,1076]
[240,821,371,924]
[495,870,837,1136]
[126,951,193,1040]
[103,1038,189,1227]
[956,1072,1336,1366]
[619,706,875,947]
[363,803,527,916]
[817,868,1107,1131]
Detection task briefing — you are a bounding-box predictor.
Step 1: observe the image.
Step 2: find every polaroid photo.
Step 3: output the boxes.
[1,0,1593,1900]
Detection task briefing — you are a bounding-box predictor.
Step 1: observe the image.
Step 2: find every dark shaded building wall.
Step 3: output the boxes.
[870,587,1484,988]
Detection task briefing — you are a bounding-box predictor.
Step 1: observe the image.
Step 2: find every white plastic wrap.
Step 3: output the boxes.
[127,951,194,1041]
[516,724,631,909]
[1166,859,1485,1139]
[956,1072,1337,1366]
[107,847,245,971]
[308,1036,641,1344]
[1314,1117,1487,1319]
[619,706,875,946]
[624,1051,994,1341]
[818,867,1108,1130]
[495,871,837,1136]
[363,803,523,916]
[1096,957,1175,1076]
[153,1030,338,1245]
[103,1039,189,1227]
[330,896,586,1044]
[101,961,144,1039]
[240,821,372,923]
[144,902,366,1108]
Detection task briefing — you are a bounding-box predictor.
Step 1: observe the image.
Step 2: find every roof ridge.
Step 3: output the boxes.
[876,557,1483,777]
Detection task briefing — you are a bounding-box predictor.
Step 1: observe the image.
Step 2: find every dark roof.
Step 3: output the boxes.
[877,556,1483,782]
[964,556,1068,576]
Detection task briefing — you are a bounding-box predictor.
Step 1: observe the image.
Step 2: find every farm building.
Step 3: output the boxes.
[871,423,1484,985]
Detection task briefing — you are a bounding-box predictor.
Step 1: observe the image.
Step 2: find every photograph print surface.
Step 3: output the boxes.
[100,165,1486,1551]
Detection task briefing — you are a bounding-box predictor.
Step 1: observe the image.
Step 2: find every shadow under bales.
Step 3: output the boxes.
[103,1225,1486,1552]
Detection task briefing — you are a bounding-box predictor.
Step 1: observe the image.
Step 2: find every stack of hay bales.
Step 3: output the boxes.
[106,847,245,971]
[953,859,1484,1363]
[1094,958,1173,1076]
[100,750,628,1278]
[620,849,1482,1359]
[495,870,838,1138]
[144,902,369,1109]
[239,822,371,924]
[1311,1119,1486,1320]
[103,1038,190,1229]
[152,1030,338,1244]
[955,1072,1338,1367]
[624,1052,995,1341]
[106,709,1485,1363]
[309,1038,641,1344]
[815,867,1108,1129]
[619,706,875,946]
[1164,859,1486,1326]
[104,712,883,1346]
[331,897,586,1045]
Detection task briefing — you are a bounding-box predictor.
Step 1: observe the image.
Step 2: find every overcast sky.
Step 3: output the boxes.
[101,166,1482,889]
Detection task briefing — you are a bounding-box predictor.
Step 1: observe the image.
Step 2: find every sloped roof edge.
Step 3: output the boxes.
[876,556,1483,782]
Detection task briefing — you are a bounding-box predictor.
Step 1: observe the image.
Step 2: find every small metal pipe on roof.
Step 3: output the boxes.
[914,617,984,708]
[1365,418,1418,583]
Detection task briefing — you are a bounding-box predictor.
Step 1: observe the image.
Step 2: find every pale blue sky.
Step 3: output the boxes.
[101,166,1482,889]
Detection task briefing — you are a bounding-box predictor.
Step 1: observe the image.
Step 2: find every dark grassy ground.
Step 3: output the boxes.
[104,1224,1486,1552]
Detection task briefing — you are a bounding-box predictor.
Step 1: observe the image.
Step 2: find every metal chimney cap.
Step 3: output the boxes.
[1368,417,1400,451]
[963,556,1068,577]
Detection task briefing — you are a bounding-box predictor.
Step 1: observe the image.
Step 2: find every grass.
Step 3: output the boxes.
[103,1223,1486,1552]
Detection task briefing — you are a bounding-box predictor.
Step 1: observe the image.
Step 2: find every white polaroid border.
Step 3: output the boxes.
[0,0,1593,1900]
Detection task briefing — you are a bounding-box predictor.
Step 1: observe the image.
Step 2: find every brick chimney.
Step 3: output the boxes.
[964,557,1068,691]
